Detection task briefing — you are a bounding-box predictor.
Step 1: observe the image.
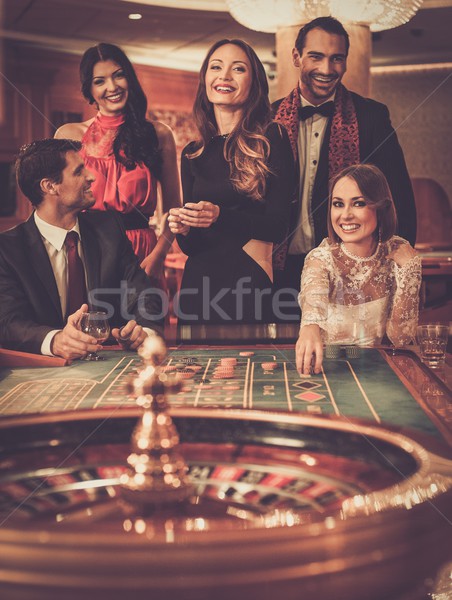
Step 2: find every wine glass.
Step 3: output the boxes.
[80,311,110,361]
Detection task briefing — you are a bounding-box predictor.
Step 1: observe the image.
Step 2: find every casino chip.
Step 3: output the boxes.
[179,357,198,364]
[176,368,196,379]
[239,351,254,357]
[345,346,361,359]
[324,345,342,359]
[187,364,203,372]
[261,362,277,370]
[220,357,237,366]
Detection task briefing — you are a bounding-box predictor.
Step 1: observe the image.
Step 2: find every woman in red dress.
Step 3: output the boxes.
[55,43,180,289]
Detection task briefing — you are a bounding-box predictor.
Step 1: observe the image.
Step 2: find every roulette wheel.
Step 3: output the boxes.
[0,336,451,600]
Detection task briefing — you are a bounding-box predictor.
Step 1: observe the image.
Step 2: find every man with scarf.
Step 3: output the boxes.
[272,16,416,318]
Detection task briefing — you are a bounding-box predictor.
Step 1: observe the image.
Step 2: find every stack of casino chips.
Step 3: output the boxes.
[213,357,237,379]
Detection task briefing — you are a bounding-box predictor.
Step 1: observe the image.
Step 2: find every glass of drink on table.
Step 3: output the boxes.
[80,311,110,361]
[416,324,448,368]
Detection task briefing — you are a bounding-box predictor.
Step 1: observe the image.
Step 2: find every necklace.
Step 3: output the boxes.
[340,241,380,261]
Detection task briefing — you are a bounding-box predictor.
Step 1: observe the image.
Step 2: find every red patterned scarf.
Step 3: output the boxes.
[273,83,359,269]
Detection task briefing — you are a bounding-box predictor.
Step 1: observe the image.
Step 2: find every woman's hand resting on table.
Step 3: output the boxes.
[177,201,220,228]
[295,324,323,376]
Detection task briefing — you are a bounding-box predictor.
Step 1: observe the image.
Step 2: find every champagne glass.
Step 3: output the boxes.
[80,311,110,361]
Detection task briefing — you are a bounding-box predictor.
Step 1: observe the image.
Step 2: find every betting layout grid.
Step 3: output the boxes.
[0,348,439,439]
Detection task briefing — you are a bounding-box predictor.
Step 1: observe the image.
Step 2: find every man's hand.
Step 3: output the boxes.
[178,201,220,228]
[112,320,148,351]
[51,304,101,360]
[295,324,323,376]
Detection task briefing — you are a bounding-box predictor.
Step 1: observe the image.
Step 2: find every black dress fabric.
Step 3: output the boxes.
[176,122,295,324]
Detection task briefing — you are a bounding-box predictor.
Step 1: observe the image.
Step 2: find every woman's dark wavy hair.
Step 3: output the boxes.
[190,39,273,201]
[327,163,397,244]
[80,43,162,178]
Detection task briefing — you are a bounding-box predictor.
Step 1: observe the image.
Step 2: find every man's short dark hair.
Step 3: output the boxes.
[15,139,82,207]
[295,16,350,56]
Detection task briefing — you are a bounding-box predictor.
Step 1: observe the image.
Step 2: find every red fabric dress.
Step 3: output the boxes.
[80,112,158,263]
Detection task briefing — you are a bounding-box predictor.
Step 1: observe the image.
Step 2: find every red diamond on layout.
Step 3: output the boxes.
[294,391,325,403]
[293,381,321,390]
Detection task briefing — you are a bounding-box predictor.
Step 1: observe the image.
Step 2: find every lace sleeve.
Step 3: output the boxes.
[299,250,330,332]
[386,255,422,346]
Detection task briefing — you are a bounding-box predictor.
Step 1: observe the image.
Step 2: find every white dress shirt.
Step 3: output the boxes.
[34,212,86,355]
[289,93,335,256]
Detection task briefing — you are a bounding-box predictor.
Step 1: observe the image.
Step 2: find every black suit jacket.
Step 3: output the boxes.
[0,211,163,353]
[273,91,417,248]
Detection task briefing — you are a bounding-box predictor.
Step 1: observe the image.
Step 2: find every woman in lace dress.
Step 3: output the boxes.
[55,43,180,289]
[296,163,421,375]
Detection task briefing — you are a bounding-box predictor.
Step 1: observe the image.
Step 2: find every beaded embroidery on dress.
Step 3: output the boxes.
[299,236,421,346]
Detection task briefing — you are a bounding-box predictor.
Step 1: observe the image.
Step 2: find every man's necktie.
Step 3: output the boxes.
[298,101,334,121]
[64,231,87,318]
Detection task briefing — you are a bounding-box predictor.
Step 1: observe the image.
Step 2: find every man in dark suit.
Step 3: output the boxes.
[273,16,416,316]
[0,139,164,359]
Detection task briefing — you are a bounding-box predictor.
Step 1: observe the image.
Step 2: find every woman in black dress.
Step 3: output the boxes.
[168,39,295,324]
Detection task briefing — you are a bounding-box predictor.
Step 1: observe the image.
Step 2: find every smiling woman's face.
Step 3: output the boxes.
[205,44,252,109]
[90,59,129,116]
[331,176,378,248]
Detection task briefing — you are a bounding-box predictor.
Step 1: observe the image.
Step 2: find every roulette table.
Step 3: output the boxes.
[0,324,451,599]
[419,249,452,277]
[417,249,452,315]
[0,326,450,446]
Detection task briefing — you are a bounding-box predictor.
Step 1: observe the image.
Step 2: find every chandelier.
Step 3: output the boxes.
[225,0,424,33]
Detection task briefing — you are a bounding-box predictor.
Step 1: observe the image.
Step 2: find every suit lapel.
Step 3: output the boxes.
[312,119,332,208]
[24,216,63,319]
[318,120,332,185]
[310,121,334,245]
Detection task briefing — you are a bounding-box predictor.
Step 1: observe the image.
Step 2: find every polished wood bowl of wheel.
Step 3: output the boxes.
[0,408,451,600]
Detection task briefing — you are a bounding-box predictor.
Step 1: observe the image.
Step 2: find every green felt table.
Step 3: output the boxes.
[0,346,450,446]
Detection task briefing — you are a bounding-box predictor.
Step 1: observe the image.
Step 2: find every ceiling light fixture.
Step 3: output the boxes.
[225,0,424,33]
[128,13,143,20]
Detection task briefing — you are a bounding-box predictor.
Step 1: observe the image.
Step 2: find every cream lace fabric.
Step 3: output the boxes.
[299,236,422,346]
